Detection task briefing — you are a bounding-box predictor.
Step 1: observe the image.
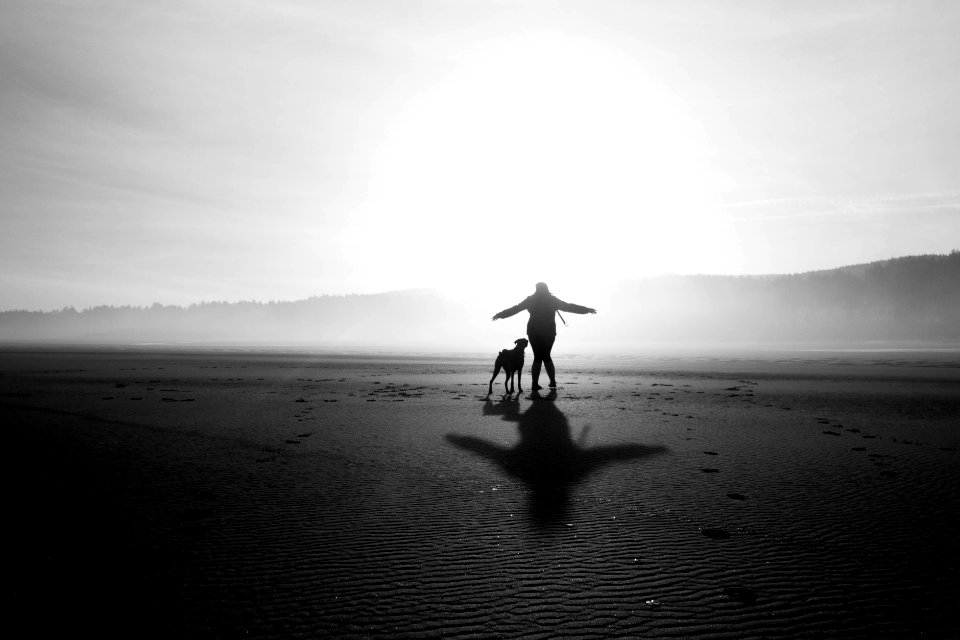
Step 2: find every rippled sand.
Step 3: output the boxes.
[4,348,959,638]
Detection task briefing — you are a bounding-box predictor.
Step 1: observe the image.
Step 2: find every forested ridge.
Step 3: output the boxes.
[2,252,957,347]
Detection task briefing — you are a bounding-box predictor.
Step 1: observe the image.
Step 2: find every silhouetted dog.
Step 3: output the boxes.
[488,338,528,395]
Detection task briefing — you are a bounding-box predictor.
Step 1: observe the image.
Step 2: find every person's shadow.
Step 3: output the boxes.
[446,391,667,528]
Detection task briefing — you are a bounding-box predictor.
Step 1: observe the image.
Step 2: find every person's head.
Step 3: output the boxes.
[535,282,550,295]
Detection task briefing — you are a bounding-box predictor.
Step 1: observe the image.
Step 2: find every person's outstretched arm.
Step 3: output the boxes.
[492,300,526,321]
[557,299,597,315]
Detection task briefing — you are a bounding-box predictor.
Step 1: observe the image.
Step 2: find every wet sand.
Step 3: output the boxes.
[3,347,959,638]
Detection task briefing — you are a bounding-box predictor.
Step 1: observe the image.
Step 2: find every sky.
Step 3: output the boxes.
[1,0,958,311]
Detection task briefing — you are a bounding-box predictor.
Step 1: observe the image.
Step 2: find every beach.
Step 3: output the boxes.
[4,347,959,638]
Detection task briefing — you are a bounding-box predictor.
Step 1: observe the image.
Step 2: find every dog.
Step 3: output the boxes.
[488,338,528,395]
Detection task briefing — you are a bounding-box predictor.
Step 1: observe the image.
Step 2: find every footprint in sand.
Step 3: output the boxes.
[726,493,747,500]
[701,468,720,473]
[701,528,731,540]
[722,586,758,605]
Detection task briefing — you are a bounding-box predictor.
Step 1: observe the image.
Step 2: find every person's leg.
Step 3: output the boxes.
[542,334,557,386]
[528,333,548,390]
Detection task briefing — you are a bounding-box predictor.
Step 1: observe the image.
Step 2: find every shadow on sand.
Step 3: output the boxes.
[446,391,667,528]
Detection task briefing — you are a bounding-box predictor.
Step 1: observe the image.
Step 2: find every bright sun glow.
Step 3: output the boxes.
[344,32,740,300]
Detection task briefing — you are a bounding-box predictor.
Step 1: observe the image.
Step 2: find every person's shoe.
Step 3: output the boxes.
[548,381,557,388]
[533,384,543,390]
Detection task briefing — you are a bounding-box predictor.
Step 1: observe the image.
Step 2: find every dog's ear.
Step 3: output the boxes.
[515,339,522,345]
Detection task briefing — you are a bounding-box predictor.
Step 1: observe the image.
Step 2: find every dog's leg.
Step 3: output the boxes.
[488,363,502,396]
[517,363,523,393]
[504,368,512,394]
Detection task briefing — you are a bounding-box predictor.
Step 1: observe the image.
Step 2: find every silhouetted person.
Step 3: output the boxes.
[492,282,595,390]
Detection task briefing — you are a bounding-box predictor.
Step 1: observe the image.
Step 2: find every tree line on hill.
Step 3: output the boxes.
[1,252,957,348]
[0,289,468,346]
[606,251,960,344]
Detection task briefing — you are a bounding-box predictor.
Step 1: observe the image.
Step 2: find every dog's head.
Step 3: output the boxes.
[514,338,528,350]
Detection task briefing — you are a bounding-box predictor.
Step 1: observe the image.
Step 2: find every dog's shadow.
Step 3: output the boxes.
[446,391,667,528]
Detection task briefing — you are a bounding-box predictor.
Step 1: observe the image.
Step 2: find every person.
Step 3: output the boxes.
[492,282,596,391]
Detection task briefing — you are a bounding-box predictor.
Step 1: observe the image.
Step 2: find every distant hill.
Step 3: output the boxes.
[604,251,960,345]
[0,289,476,349]
[1,252,958,350]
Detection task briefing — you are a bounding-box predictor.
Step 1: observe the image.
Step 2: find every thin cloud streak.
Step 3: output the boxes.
[721,191,960,223]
